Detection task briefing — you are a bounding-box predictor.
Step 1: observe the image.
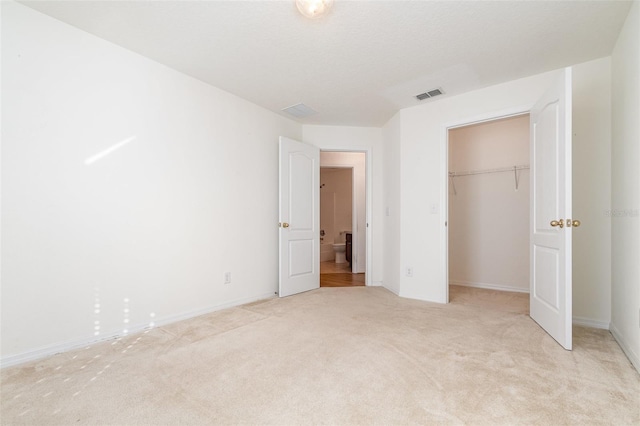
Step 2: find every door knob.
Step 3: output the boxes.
[550,219,564,228]
[567,219,581,228]
[281,222,290,228]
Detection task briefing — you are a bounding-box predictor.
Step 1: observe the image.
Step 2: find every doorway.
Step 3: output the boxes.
[439,69,573,349]
[319,151,366,287]
[447,114,530,313]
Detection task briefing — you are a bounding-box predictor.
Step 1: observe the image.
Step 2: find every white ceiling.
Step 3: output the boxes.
[21,0,632,127]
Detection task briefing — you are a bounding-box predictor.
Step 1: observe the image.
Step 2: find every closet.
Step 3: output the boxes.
[448,114,531,309]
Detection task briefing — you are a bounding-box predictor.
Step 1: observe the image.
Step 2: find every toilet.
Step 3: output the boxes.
[332,243,346,263]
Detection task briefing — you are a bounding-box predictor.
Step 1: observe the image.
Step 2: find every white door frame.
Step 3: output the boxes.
[441,105,533,303]
[319,148,372,286]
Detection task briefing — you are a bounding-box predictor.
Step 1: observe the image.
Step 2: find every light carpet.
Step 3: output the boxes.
[1,287,639,425]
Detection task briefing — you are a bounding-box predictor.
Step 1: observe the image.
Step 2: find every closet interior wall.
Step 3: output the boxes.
[448,115,530,293]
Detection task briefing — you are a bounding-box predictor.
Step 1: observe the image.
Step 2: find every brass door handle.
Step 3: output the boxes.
[280,222,290,228]
[550,219,581,229]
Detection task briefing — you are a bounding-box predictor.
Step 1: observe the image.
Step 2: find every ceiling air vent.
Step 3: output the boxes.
[415,88,444,101]
[282,103,318,118]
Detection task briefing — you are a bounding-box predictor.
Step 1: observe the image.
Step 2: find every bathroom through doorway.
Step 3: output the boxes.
[319,151,366,287]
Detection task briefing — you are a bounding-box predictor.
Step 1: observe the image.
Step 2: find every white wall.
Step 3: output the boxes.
[611,0,640,371]
[302,126,383,283]
[382,114,401,295]
[448,115,530,292]
[1,2,302,364]
[391,58,614,329]
[572,57,612,328]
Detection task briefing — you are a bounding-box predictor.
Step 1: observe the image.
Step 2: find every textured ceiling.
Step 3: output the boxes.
[20,0,632,127]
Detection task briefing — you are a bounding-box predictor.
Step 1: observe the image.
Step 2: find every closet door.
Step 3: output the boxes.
[529,68,574,350]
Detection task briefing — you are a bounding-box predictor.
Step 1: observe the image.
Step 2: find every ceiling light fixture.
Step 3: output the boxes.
[296,0,333,19]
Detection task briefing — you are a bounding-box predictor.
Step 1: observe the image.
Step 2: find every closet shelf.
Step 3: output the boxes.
[449,165,530,194]
[448,165,529,177]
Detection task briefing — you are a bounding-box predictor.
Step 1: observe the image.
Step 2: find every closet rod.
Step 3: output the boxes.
[448,164,529,178]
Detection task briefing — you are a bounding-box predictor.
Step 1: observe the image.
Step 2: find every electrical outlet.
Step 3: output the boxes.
[224,272,231,284]
[406,267,413,277]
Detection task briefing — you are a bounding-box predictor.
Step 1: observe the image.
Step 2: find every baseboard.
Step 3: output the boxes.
[572,316,610,330]
[0,291,276,369]
[369,280,383,287]
[449,280,529,294]
[610,323,640,373]
[382,283,400,295]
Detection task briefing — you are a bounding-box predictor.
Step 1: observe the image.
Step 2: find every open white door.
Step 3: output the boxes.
[530,68,574,350]
[278,136,320,297]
